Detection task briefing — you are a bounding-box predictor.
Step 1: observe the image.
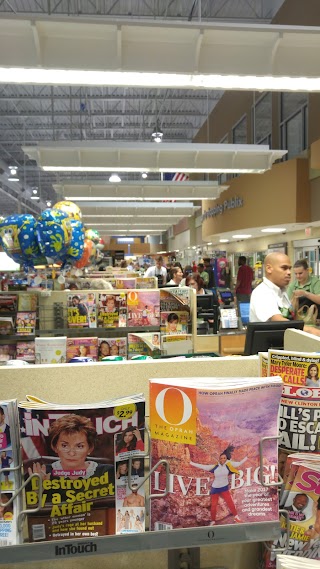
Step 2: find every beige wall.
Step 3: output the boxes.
[202,159,310,240]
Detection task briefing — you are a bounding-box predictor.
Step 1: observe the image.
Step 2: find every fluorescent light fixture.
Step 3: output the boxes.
[31,196,40,200]
[82,214,189,218]
[207,242,213,245]
[2,67,320,93]
[117,237,134,243]
[219,239,229,243]
[44,166,265,174]
[192,246,197,249]
[109,173,121,183]
[128,229,164,232]
[87,223,169,227]
[261,228,286,233]
[8,177,19,182]
[66,197,143,202]
[141,172,148,179]
[232,234,252,239]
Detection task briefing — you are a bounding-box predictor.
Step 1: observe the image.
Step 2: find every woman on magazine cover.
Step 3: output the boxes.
[28,414,112,480]
[190,445,248,525]
[305,363,320,387]
[116,426,144,455]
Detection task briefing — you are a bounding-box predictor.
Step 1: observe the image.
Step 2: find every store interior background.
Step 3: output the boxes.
[1,0,320,283]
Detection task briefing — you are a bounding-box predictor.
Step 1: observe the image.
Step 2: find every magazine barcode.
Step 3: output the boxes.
[154,522,173,531]
[32,524,46,541]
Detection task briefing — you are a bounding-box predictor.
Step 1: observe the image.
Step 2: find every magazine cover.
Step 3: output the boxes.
[0,317,14,335]
[18,394,145,541]
[17,293,37,312]
[98,338,127,360]
[16,312,36,335]
[266,461,320,567]
[0,295,17,313]
[35,337,67,364]
[115,278,136,290]
[127,291,160,327]
[114,428,145,534]
[160,288,191,334]
[16,341,35,363]
[161,334,193,356]
[0,399,23,545]
[149,376,282,530]
[67,293,96,328]
[97,293,127,328]
[268,350,320,452]
[66,337,98,362]
[136,277,157,289]
[0,344,16,362]
[127,333,160,360]
[259,352,268,378]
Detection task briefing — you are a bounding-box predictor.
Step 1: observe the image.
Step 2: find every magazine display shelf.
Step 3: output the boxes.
[0,355,280,569]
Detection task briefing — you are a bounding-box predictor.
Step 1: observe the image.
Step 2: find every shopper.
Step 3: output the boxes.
[235,256,254,303]
[167,267,183,286]
[249,252,320,336]
[186,273,206,295]
[197,263,209,287]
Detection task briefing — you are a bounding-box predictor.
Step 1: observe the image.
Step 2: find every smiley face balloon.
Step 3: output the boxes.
[53,200,82,221]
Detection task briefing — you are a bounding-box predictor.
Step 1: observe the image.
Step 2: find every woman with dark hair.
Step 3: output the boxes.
[186,272,205,295]
[305,363,320,387]
[116,426,144,455]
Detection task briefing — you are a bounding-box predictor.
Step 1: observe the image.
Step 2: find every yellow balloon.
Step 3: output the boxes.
[53,201,82,221]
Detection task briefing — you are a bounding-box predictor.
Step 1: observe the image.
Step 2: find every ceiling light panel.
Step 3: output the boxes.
[1,20,320,91]
[24,142,286,174]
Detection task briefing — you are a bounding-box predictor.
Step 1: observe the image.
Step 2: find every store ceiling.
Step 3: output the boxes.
[0,0,286,237]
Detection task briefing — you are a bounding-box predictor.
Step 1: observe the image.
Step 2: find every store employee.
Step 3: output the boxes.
[249,252,320,336]
[287,259,320,307]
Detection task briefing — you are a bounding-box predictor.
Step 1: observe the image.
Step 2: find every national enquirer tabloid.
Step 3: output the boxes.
[18,396,145,542]
[267,350,320,453]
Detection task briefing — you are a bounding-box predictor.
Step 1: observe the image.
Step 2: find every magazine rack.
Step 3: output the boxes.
[0,355,283,568]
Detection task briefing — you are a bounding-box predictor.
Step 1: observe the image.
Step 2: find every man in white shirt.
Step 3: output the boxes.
[250,252,320,336]
[144,255,167,285]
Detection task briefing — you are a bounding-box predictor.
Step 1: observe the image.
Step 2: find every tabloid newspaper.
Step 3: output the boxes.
[149,376,282,530]
[0,399,23,545]
[264,457,320,567]
[18,393,145,542]
[267,349,320,453]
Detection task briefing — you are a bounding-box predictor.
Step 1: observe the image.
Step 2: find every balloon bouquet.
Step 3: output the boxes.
[0,200,105,285]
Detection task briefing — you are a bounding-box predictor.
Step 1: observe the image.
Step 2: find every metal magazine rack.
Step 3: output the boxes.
[0,432,288,564]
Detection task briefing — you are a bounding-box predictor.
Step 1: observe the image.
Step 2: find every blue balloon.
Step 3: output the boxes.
[36,209,72,264]
[19,214,43,266]
[66,219,85,262]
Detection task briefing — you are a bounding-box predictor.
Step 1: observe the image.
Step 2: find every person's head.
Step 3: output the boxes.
[307,363,319,380]
[171,266,183,284]
[186,272,204,293]
[293,259,310,286]
[238,256,247,266]
[0,407,5,426]
[293,493,308,511]
[99,341,110,357]
[120,260,127,268]
[173,262,182,270]
[198,262,205,272]
[1,451,6,458]
[183,265,192,278]
[117,461,128,475]
[79,345,88,357]
[167,312,179,331]
[219,453,228,465]
[155,256,164,270]
[69,283,78,290]
[110,344,119,356]
[49,414,97,470]
[132,459,142,470]
[264,253,291,289]
[106,296,116,310]
[117,426,138,452]
[72,295,80,306]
